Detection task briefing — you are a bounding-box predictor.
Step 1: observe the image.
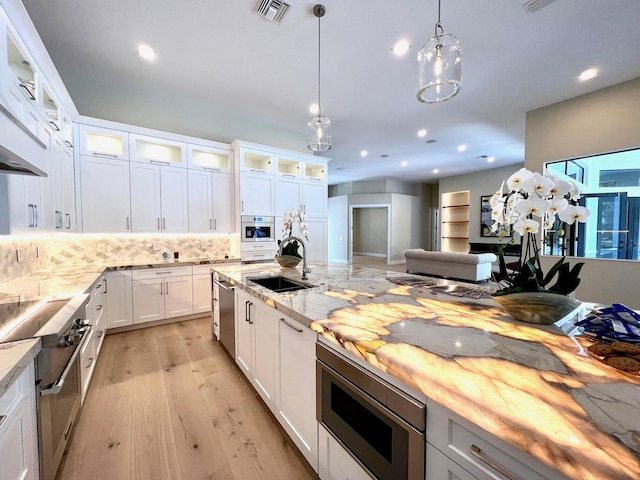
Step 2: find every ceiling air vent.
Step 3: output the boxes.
[522,0,558,14]
[255,0,292,24]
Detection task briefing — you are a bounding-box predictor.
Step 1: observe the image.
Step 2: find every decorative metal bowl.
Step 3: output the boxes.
[275,254,302,268]
[493,291,582,325]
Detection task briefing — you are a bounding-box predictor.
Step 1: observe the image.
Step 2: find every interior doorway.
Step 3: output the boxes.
[349,205,391,264]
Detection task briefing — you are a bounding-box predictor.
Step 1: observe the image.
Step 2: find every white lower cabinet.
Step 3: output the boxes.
[104,270,134,329]
[235,288,276,411]
[79,328,96,404]
[192,273,212,314]
[318,425,373,480]
[0,362,38,480]
[132,266,193,324]
[275,312,318,471]
[426,443,476,480]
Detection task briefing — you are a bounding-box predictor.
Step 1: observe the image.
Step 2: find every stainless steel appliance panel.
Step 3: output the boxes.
[214,277,235,357]
[241,215,275,242]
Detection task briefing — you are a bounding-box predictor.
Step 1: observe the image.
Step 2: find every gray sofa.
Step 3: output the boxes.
[404,249,497,282]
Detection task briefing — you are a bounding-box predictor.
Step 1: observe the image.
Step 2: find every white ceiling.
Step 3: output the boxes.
[22,0,640,185]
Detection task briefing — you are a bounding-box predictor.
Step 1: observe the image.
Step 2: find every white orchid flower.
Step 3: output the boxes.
[506,168,534,192]
[515,197,549,217]
[513,218,539,236]
[558,205,591,224]
[549,178,572,197]
[530,172,554,197]
[548,197,569,215]
[543,216,555,230]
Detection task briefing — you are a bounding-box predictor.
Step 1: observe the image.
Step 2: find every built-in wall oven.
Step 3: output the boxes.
[316,342,426,480]
[241,215,275,242]
[1,294,90,480]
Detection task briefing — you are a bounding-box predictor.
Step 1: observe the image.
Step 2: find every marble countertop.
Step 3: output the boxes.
[0,338,40,396]
[212,262,640,480]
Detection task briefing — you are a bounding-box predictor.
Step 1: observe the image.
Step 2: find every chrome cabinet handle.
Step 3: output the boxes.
[103,279,108,294]
[19,83,35,100]
[165,281,168,295]
[86,357,94,368]
[92,152,117,158]
[34,204,38,227]
[49,121,60,131]
[209,219,212,230]
[96,304,103,310]
[65,213,71,229]
[28,204,35,227]
[0,415,5,427]
[245,300,251,323]
[214,219,217,230]
[157,218,160,230]
[470,445,518,480]
[55,210,62,229]
[241,201,244,213]
[65,140,73,148]
[163,218,166,230]
[126,216,130,230]
[279,317,303,333]
[150,160,170,165]
[204,167,220,172]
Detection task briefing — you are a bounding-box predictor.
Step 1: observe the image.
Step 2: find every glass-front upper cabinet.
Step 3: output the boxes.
[187,144,232,172]
[275,156,302,178]
[239,148,274,174]
[78,124,130,160]
[42,83,60,131]
[304,160,327,182]
[129,134,186,167]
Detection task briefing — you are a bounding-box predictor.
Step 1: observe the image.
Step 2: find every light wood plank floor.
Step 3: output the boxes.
[56,317,319,480]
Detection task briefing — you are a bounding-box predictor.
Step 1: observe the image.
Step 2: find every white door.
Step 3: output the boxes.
[193,274,212,314]
[212,172,234,233]
[235,289,253,379]
[240,172,274,216]
[105,271,133,329]
[306,218,327,263]
[164,275,193,318]
[7,174,42,233]
[302,179,327,217]
[188,169,213,233]
[80,155,131,233]
[132,278,164,324]
[160,166,189,233]
[129,162,161,232]
[275,176,302,217]
[251,301,275,411]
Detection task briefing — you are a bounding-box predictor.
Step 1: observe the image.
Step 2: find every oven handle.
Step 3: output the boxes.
[40,327,91,396]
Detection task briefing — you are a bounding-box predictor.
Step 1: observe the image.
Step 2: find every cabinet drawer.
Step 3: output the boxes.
[240,241,276,253]
[132,265,193,280]
[242,251,275,262]
[426,443,476,480]
[427,401,567,480]
[0,369,25,418]
[192,264,214,275]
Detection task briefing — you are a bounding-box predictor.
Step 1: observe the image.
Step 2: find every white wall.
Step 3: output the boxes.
[525,77,640,308]
[328,195,349,263]
[353,207,388,256]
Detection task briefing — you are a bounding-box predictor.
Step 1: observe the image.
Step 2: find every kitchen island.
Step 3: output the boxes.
[212,262,640,480]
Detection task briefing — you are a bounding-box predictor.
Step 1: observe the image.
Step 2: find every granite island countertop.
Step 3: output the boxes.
[212,262,640,480]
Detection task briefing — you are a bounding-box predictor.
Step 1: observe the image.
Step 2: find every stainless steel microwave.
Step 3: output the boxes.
[241,215,275,242]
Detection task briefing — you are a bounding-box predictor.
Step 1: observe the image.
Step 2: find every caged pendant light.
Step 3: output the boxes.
[416,0,462,103]
[307,4,332,152]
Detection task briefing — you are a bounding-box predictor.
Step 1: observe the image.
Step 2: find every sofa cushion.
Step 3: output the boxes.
[403,249,496,265]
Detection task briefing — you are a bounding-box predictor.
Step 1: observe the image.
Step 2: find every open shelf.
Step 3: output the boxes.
[441,190,470,253]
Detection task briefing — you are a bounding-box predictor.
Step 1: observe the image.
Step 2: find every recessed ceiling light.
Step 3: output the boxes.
[309,103,319,115]
[417,129,427,137]
[457,144,467,152]
[487,156,496,163]
[137,43,156,61]
[579,68,598,82]
[392,39,411,56]
[401,160,408,167]
[360,150,368,157]
[433,168,439,174]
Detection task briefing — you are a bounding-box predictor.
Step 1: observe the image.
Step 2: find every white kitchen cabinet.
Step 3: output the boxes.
[238,147,274,174]
[0,362,38,480]
[79,155,131,232]
[130,162,188,233]
[52,135,76,231]
[78,124,129,160]
[275,215,326,263]
[188,169,235,233]
[129,133,186,167]
[274,156,328,218]
[132,266,194,324]
[104,270,134,329]
[426,442,476,480]
[234,288,276,411]
[239,171,275,216]
[274,313,318,471]
[81,275,106,403]
[187,143,232,172]
[192,273,212,315]
[0,172,44,234]
[275,175,302,217]
[318,425,373,480]
[79,328,96,404]
[302,177,327,217]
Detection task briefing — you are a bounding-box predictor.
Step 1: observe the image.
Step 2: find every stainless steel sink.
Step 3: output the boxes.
[248,276,315,293]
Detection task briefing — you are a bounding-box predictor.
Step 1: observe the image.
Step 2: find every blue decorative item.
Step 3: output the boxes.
[575,303,640,343]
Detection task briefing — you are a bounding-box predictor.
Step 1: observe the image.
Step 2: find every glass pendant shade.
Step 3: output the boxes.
[307,114,332,152]
[416,32,462,103]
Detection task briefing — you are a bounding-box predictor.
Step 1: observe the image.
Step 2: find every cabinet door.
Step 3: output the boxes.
[79,329,96,403]
[160,166,189,232]
[0,396,38,480]
[164,275,193,318]
[239,172,274,216]
[212,172,234,233]
[78,124,129,159]
[318,425,373,480]
[130,161,161,232]
[275,176,302,217]
[187,169,213,233]
[426,443,477,480]
[306,217,327,263]
[251,301,275,412]
[235,289,253,379]
[193,273,212,314]
[302,178,327,217]
[80,155,131,232]
[60,145,76,231]
[105,271,133,329]
[132,278,165,324]
[5,174,42,233]
[212,281,220,339]
[275,314,318,471]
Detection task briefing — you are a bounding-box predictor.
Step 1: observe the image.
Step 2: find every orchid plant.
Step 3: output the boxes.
[278,208,309,258]
[489,168,591,296]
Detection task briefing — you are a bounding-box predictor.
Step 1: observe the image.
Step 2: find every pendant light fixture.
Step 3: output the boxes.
[416,0,462,103]
[307,4,331,152]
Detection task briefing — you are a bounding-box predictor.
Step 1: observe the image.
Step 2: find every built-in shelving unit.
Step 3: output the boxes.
[441,190,470,253]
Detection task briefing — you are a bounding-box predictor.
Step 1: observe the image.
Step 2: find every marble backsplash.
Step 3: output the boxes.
[0,233,234,284]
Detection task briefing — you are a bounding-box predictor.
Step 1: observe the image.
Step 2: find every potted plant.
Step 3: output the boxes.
[489,168,591,323]
[276,208,309,267]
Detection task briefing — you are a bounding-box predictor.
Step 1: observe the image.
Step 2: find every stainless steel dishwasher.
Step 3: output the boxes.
[212,274,235,357]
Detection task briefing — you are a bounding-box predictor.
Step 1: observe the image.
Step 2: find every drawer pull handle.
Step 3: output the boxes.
[470,445,518,480]
[0,415,5,427]
[279,317,303,333]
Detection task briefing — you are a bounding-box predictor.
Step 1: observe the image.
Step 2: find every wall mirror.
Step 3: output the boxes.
[544,148,640,261]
